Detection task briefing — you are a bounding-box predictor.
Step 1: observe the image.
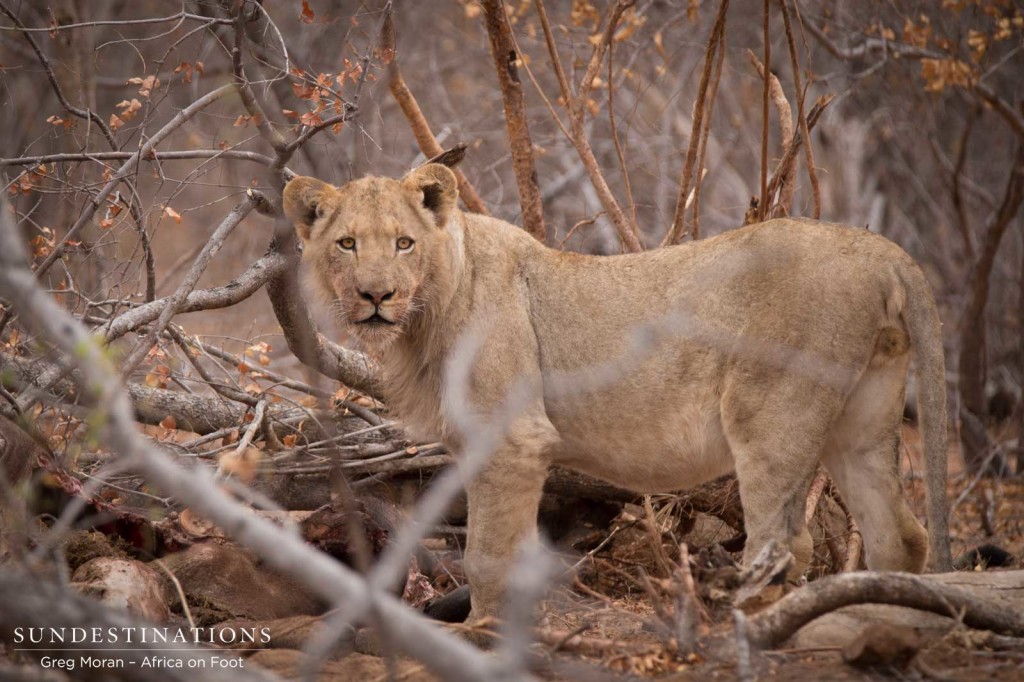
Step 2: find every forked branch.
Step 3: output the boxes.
[533,0,644,252]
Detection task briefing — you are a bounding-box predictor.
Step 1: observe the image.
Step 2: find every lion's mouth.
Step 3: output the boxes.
[357,312,396,326]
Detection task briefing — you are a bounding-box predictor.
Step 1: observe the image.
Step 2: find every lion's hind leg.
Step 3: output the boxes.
[821,356,928,573]
[721,376,840,580]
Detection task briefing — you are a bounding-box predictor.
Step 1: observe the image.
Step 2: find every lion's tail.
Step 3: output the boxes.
[901,264,952,572]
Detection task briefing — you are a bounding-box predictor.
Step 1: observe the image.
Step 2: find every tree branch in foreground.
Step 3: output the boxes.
[0,204,509,682]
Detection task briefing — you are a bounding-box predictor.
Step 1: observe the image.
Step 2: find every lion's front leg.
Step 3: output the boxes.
[462,428,552,624]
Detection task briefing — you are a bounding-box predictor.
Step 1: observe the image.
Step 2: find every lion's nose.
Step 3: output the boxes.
[359,289,395,305]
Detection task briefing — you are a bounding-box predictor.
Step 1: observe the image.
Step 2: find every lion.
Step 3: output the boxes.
[283,163,952,622]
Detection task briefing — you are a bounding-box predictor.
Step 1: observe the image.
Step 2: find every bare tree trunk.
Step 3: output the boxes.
[1019,220,1024,476]
[959,143,1024,474]
[481,0,546,243]
[51,0,106,298]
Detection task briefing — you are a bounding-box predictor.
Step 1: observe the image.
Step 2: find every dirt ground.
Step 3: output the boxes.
[528,461,1024,680]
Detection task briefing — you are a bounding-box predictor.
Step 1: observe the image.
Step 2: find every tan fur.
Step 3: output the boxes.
[284,164,952,622]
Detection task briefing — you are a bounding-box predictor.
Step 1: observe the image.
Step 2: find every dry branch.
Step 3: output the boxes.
[606,37,637,228]
[747,572,1024,649]
[573,0,637,122]
[0,202,510,682]
[764,94,834,209]
[778,0,820,218]
[0,352,349,440]
[842,522,862,573]
[746,51,794,219]
[533,0,643,252]
[663,0,729,246]
[383,7,489,216]
[688,32,726,242]
[803,468,828,525]
[481,0,546,242]
[101,253,286,341]
[0,150,278,169]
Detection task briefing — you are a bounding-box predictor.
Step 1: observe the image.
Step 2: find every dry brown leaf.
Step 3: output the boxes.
[163,206,182,224]
[300,0,315,24]
[218,446,262,483]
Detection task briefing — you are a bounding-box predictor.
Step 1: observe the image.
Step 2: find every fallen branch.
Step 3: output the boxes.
[102,253,286,341]
[0,351,350,439]
[804,468,828,525]
[747,572,1024,649]
[537,627,661,658]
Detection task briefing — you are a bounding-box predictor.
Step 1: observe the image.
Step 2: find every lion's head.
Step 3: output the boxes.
[283,163,460,349]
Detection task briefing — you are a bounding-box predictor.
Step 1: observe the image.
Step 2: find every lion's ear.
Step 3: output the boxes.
[283,176,333,242]
[402,163,458,228]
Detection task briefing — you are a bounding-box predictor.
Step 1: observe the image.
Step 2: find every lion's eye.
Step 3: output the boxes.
[337,237,356,252]
[396,237,415,252]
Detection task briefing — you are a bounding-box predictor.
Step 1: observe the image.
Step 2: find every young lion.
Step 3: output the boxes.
[283,163,952,622]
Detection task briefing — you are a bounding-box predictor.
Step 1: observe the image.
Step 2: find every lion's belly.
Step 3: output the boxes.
[547,397,734,493]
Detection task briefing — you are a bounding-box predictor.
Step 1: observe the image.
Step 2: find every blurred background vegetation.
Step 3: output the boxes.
[1,0,1022,472]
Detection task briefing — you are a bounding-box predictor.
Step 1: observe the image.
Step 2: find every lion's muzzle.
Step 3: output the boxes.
[354,288,399,325]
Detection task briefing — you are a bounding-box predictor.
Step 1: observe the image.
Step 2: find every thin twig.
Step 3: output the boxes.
[758,0,771,222]
[663,0,729,246]
[32,84,235,280]
[534,0,642,251]
[120,196,257,378]
[778,0,819,218]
